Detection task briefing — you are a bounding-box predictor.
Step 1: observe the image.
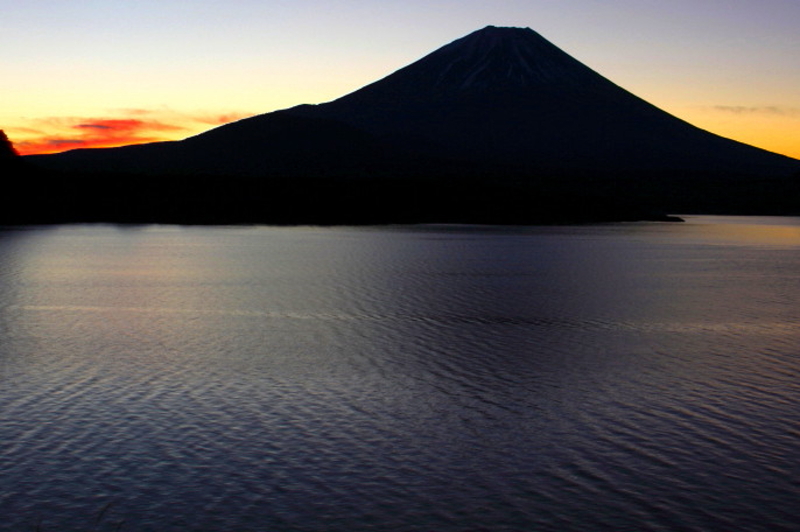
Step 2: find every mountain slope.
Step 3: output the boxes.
[24,26,800,224]
[295,26,796,176]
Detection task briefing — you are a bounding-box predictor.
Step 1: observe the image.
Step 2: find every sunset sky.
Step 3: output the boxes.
[3,0,799,159]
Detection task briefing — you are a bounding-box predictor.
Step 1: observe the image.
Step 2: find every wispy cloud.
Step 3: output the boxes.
[711,105,800,117]
[116,109,255,125]
[191,112,255,125]
[12,109,255,155]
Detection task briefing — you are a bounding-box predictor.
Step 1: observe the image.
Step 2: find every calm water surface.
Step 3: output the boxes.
[1,216,799,531]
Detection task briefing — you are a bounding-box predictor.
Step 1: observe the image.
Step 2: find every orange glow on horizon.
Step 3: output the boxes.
[680,105,800,161]
[10,111,255,156]
[13,118,182,155]
[7,107,798,161]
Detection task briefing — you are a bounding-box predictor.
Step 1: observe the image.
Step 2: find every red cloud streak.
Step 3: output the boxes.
[13,111,254,156]
[15,118,185,155]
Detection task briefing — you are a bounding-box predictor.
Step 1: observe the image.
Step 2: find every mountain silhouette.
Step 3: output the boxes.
[23,26,800,224]
[299,26,798,175]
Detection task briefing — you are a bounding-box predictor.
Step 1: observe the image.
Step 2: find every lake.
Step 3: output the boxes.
[1,216,799,531]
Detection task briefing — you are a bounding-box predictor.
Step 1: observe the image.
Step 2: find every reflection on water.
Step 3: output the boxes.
[0,217,799,531]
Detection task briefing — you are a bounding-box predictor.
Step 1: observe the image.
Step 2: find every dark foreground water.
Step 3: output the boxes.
[1,217,799,531]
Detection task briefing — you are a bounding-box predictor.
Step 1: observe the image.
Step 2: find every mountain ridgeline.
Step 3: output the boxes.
[19,26,800,225]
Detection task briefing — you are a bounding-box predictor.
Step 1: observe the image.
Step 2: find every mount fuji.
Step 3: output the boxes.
[23,26,800,224]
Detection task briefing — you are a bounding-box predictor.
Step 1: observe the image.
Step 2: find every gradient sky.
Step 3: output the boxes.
[3,0,799,159]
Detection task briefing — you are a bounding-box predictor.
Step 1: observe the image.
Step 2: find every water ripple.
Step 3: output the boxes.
[2,222,800,531]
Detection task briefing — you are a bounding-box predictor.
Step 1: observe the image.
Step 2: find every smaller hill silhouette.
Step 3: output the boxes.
[1,131,66,224]
[1,130,20,160]
[22,26,800,225]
